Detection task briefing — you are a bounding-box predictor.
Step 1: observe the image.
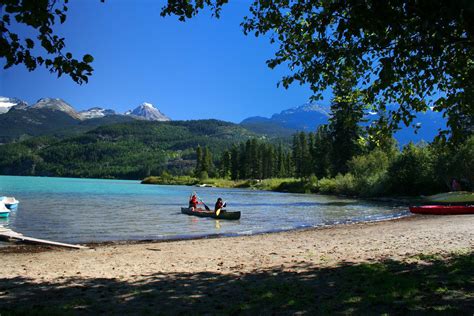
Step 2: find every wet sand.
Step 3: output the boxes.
[1,214,473,314]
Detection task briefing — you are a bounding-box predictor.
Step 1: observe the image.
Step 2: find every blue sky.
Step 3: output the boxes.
[0,0,331,122]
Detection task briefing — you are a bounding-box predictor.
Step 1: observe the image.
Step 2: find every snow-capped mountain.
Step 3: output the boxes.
[0,97,28,114]
[270,103,330,130]
[0,97,171,122]
[79,107,116,119]
[275,103,331,117]
[125,102,171,121]
[32,98,81,119]
[241,102,446,145]
[241,102,330,132]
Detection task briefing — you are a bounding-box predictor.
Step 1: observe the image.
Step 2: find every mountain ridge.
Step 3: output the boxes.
[0,97,173,142]
[0,96,171,122]
[31,98,82,120]
[240,102,446,145]
[241,102,330,136]
[0,96,446,145]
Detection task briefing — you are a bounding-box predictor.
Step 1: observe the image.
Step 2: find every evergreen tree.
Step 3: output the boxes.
[240,142,249,179]
[215,138,293,180]
[276,143,286,177]
[313,125,332,178]
[263,144,276,179]
[250,139,261,179]
[293,132,311,178]
[219,150,231,179]
[308,132,316,175]
[195,145,203,176]
[292,134,302,178]
[203,146,214,176]
[230,145,240,180]
[328,70,365,175]
[299,132,311,178]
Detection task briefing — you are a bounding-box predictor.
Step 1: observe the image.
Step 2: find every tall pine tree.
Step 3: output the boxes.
[195,145,203,176]
[328,70,365,175]
[230,145,240,180]
[203,146,214,176]
[219,150,231,178]
[313,125,332,178]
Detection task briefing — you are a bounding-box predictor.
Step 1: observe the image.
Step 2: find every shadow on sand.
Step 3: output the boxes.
[0,252,473,315]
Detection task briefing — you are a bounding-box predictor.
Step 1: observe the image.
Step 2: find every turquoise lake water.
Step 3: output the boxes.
[0,176,409,244]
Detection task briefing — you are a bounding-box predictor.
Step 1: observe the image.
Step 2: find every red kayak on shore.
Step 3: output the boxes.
[409,205,474,215]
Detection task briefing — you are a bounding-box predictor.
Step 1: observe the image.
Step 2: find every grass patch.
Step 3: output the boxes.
[141,175,305,192]
[141,175,198,185]
[224,252,474,314]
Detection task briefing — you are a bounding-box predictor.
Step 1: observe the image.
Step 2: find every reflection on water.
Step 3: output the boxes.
[0,176,409,244]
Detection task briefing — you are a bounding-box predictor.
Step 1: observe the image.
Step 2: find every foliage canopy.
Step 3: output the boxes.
[1,0,96,83]
[3,0,473,142]
[162,0,474,143]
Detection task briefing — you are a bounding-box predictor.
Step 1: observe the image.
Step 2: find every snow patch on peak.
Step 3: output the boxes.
[277,102,331,118]
[125,102,171,121]
[79,107,116,119]
[0,96,28,114]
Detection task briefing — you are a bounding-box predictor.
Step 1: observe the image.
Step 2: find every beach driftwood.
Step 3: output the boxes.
[0,226,87,249]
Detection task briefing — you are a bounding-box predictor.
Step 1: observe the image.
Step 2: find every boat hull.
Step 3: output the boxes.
[0,197,19,210]
[181,207,241,220]
[5,203,18,210]
[409,205,474,215]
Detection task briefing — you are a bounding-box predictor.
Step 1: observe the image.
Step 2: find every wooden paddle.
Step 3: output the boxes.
[198,198,211,211]
[215,201,226,216]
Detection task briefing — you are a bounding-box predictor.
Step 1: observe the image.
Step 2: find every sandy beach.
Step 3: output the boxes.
[1,214,473,314]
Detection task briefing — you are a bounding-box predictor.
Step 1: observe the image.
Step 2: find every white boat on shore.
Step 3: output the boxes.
[0,202,10,218]
[0,196,19,210]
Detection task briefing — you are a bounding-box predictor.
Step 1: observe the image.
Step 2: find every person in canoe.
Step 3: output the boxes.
[189,192,200,210]
[214,198,226,212]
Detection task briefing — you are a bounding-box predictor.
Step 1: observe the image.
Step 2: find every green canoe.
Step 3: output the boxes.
[181,207,241,220]
[423,191,474,204]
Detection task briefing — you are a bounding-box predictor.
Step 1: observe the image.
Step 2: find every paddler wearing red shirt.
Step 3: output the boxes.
[188,193,199,210]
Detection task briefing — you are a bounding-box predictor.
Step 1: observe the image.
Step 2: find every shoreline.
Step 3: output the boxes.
[141,176,430,205]
[77,212,416,247]
[1,214,473,314]
[0,213,469,254]
[0,212,412,253]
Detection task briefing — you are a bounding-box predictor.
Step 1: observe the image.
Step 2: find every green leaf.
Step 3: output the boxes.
[82,54,94,63]
[25,38,34,49]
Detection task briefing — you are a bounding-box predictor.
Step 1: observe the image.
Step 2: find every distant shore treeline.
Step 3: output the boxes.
[144,133,473,197]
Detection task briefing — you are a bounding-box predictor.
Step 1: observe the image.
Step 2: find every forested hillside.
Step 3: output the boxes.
[0,120,259,179]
